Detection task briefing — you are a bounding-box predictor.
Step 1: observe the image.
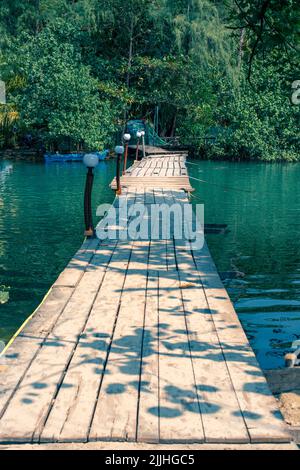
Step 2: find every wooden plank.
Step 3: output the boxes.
[0,243,115,443]
[89,240,150,442]
[175,188,290,443]
[174,238,250,443]
[193,242,249,344]
[0,287,74,420]
[150,210,204,443]
[54,238,99,287]
[137,270,159,443]
[110,176,194,192]
[220,343,291,443]
[137,231,167,443]
[158,267,204,443]
[190,229,290,442]
[40,241,133,443]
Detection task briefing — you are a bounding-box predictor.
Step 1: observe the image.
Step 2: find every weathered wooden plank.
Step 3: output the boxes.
[137,270,159,443]
[174,238,250,443]
[221,343,291,443]
[40,241,133,443]
[89,240,150,442]
[0,287,74,420]
[189,224,289,442]
[0,243,115,443]
[158,267,204,443]
[193,242,249,344]
[151,210,204,444]
[54,238,99,287]
[110,176,194,192]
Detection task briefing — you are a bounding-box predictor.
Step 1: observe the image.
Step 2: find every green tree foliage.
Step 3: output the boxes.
[0,0,299,159]
[14,24,113,150]
[210,60,300,161]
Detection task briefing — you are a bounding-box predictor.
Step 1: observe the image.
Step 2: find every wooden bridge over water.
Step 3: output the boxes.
[0,150,296,449]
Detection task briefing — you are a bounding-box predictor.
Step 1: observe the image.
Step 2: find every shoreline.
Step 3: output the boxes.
[1,148,300,164]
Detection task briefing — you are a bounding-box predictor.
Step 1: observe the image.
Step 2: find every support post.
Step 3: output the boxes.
[116,152,121,195]
[83,153,99,238]
[141,131,146,159]
[84,167,94,238]
[122,134,131,175]
[115,146,125,196]
[135,138,140,161]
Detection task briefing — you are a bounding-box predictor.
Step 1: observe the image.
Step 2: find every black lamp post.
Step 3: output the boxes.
[140,130,146,159]
[115,145,124,195]
[83,153,99,238]
[135,131,142,161]
[122,133,131,175]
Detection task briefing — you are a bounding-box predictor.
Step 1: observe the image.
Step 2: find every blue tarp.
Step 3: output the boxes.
[44,150,109,163]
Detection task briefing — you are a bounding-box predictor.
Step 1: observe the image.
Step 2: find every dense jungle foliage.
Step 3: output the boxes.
[0,0,299,160]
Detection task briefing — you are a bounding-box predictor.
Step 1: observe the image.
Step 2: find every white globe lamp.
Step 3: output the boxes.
[83,153,99,168]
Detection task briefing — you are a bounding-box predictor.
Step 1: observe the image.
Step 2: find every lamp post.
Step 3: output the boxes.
[136,131,142,161]
[140,130,146,159]
[115,145,124,195]
[83,153,99,238]
[122,133,131,175]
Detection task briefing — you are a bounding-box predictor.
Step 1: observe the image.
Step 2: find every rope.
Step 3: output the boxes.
[188,175,253,194]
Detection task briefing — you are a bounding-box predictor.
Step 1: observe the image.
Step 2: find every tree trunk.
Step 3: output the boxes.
[126,17,134,88]
[238,28,246,70]
[170,111,177,137]
[123,17,134,125]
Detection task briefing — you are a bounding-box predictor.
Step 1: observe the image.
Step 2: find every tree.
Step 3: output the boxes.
[11,24,114,150]
[0,0,299,160]
[227,0,300,79]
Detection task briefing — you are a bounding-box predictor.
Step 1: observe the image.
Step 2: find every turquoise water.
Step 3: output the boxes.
[189,161,300,369]
[0,158,300,369]
[0,159,115,345]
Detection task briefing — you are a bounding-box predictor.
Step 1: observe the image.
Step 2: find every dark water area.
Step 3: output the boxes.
[0,158,300,369]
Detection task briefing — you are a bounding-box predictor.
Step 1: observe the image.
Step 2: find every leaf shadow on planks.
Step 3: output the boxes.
[0,240,279,431]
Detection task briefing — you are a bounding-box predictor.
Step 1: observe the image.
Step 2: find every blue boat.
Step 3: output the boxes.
[44,150,109,163]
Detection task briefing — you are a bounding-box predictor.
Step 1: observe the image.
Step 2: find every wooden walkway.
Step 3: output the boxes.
[110,154,193,191]
[0,152,293,445]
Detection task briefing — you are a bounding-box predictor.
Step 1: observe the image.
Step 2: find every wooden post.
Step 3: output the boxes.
[84,167,94,237]
[135,138,140,161]
[142,134,146,159]
[116,152,122,195]
[123,143,129,176]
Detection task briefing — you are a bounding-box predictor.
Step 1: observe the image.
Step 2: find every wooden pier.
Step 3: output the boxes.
[0,152,294,447]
